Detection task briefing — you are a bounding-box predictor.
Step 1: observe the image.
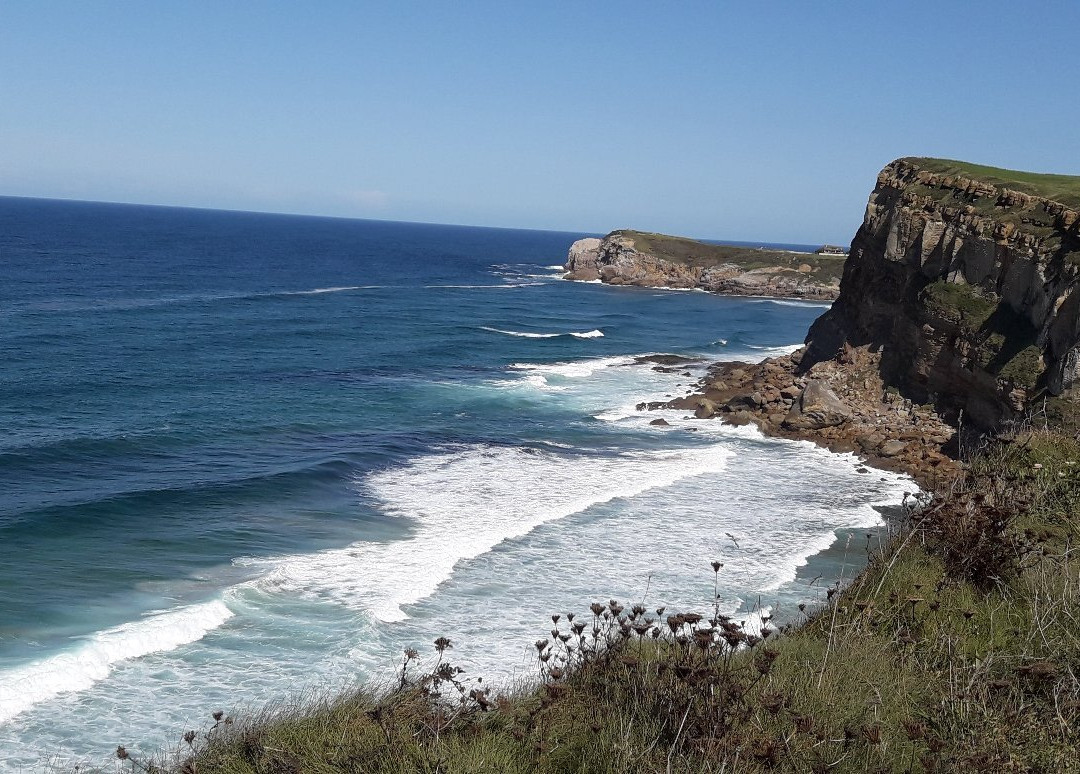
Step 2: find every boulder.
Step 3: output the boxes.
[694,398,718,419]
[649,418,670,426]
[783,380,852,430]
[879,439,908,457]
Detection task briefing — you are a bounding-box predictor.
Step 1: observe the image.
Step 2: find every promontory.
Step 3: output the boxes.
[563,229,845,300]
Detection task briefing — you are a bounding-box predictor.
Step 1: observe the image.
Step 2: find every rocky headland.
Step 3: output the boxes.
[564,230,845,300]
[649,158,1080,486]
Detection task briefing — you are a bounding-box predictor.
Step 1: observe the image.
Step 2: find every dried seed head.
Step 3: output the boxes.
[902,719,927,741]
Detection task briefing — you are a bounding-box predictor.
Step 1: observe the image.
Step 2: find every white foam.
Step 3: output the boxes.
[239,443,733,622]
[509,355,637,379]
[481,326,561,339]
[747,298,833,309]
[424,284,521,289]
[288,285,378,295]
[741,343,803,359]
[0,600,233,724]
[479,327,604,339]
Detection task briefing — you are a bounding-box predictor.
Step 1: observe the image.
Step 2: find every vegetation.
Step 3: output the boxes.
[921,281,1046,389]
[905,158,1080,209]
[109,421,1080,773]
[610,230,848,284]
[921,280,997,330]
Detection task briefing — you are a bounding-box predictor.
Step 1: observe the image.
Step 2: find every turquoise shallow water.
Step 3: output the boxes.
[0,197,910,770]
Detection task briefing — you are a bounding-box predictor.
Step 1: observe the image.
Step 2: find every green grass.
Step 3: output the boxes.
[922,281,1046,388]
[904,157,1080,208]
[921,280,997,330]
[609,229,848,284]
[122,426,1080,774]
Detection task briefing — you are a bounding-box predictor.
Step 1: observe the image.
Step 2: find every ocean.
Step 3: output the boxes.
[0,197,910,770]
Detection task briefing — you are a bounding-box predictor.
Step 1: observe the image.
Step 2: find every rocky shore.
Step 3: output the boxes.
[644,344,958,489]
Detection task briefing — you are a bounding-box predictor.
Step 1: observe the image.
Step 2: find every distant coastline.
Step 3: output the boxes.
[562,229,845,301]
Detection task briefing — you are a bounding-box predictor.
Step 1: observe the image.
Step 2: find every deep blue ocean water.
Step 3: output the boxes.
[0,197,909,770]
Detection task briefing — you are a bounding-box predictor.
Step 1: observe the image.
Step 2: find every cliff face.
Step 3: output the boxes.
[805,158,1080,428]
[565,230,842,300]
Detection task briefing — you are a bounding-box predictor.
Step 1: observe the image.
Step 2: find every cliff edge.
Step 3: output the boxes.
[564,230,844,300]
[804,157,1080,429]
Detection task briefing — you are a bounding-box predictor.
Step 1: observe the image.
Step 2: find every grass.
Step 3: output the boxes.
[111,421,1080,773]
[920,281,1046,389]
[903,157,1080,209]
[608,229,848,284]
[921,280,998,330]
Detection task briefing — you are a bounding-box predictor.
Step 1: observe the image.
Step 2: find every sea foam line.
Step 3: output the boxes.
[0,600,233,725]
[239,442,733,622]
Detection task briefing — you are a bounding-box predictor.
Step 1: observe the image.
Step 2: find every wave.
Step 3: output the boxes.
[424,283,539,290]
[509,355,637,379]
[747,298,833,309]
[480,327,604,339]
[741,343,803,359]
[0,600,233,724]
[280,286,380,295]
[237,442,733,622]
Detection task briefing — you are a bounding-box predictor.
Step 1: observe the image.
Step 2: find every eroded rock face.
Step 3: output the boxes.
[804,158,1080,429]
[563,238,603,281]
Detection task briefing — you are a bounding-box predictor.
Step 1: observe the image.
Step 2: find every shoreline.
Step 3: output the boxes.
[646,344,958,490]
[561,273,840,303]
[561,274,836,305]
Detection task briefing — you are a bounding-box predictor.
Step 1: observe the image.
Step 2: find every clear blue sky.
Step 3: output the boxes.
[1,1,1077,243]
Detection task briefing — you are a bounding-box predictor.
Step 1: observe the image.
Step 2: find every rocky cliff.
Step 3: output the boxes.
[564,230,843,300]
[804,158,1080,429]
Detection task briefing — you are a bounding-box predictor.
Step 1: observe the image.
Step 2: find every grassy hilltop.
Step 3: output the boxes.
[611,229,848,285]
[904,157,1080,208]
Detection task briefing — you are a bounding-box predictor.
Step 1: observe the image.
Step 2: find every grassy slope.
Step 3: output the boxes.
[903,157,1080,208]
[145,428,1080,774]
[610,229,848,284]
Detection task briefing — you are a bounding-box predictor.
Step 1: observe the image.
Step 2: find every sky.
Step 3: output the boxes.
[1,1,1078,244]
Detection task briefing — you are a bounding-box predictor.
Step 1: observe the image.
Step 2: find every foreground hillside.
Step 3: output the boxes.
[563,230,845,300]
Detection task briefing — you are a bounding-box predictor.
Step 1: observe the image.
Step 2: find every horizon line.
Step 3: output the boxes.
[0,193,843,248]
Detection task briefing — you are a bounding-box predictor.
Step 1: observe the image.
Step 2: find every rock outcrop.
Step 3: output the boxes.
[565,230,843,300]
[659,345,958,487]
[804,158,1080,429]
